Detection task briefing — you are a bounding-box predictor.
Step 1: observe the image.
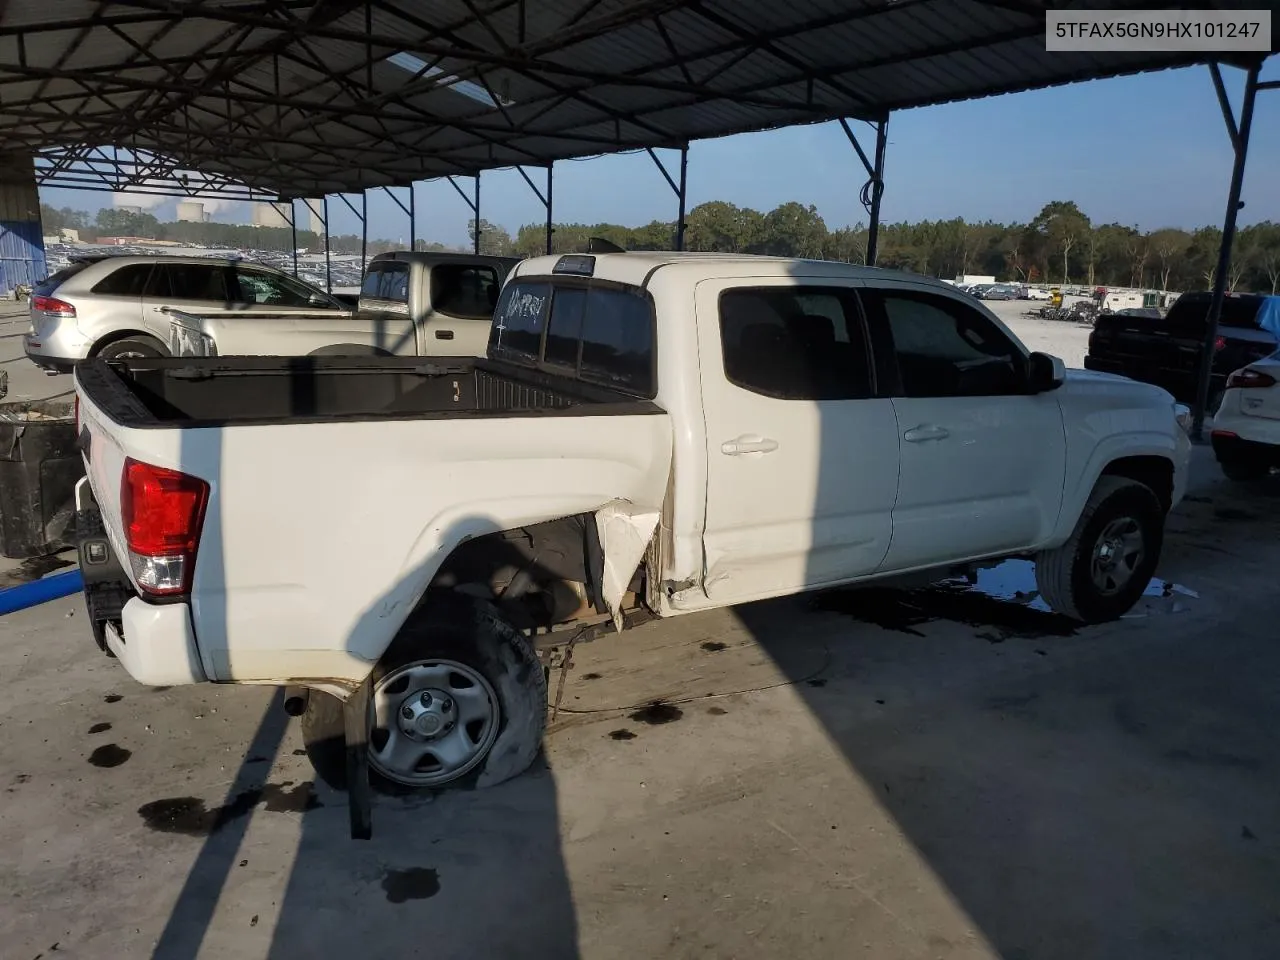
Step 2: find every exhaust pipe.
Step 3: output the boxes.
[283,686,309,717]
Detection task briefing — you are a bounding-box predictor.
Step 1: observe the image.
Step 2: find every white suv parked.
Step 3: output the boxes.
[25,255,346,372]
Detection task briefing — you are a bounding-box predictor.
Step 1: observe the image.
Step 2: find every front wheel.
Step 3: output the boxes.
[1035,476,1164,623]
[302,596,547,793]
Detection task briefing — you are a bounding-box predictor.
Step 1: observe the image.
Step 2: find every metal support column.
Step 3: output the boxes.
[546,164,554,255]
[646,146,690,250]
[839,116,889,266]
[383,186,414,252]
[336,192,367,283]
[322,196,331,293]
[447,175,482,254]
[474,175,482,255]
[409,185,417,252]
[289,200,298,278]
[1191,60,1263,440]
[516,164,555,255]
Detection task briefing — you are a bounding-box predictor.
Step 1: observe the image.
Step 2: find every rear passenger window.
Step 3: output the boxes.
[91,264,152,296]
[144,263,230,302]
[432,265,500,320]
[861,289,1025,398]
[718,287,873,400]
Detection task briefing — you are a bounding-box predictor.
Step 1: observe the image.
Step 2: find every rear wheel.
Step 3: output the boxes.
[1035,476,1164,623]
[96,335,167,362]
[302,596,547,793]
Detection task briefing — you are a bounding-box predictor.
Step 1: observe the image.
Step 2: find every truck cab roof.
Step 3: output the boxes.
[511,251,950,291]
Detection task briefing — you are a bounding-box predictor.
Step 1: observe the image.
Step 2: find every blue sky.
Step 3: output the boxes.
[39,61,1279,247]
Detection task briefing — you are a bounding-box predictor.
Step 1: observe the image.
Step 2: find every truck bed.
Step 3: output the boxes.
[76,355,661,428]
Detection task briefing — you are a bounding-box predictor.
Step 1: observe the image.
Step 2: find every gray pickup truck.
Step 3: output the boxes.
[169,251,520,359]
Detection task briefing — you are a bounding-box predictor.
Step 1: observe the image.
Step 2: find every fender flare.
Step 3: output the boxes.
[1051,431,1179,545]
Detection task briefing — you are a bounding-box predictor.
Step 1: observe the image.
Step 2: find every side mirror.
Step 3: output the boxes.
[1028,351,1066,393]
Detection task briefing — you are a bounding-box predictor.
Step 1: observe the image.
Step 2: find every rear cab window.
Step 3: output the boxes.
[1165,295,1263,332]
[490,278,656,397]
[361,262,410,303]
[431,264,500,320]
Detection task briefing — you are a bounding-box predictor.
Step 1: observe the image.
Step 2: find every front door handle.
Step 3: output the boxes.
[721,435,779,456]
[903,424,950,443]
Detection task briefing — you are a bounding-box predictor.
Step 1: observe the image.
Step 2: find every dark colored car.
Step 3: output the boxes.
[1085,292,1276,409]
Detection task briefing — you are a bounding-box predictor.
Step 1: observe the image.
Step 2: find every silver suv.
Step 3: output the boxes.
[25,255,348,372]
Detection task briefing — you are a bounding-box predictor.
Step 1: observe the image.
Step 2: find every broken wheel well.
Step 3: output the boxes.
[427,514,642,629]
[1101,455,1175,513]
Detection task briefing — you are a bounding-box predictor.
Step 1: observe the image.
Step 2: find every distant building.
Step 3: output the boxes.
[303,203,324,235]
[114,204,142,216]
[252,202,292,229]
[176,201,205,223]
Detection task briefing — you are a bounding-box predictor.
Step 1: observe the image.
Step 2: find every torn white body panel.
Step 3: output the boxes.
[595,500,661,630]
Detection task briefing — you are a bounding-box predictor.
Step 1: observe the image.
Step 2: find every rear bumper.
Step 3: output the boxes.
[104,598,208,686]
[1210,431,1280,467]
[23,333,83,374]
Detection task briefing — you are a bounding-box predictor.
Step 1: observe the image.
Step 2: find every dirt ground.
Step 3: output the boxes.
[3,300,1277,960]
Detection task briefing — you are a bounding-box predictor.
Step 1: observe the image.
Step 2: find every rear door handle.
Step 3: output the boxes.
[721,435,779,456]
[903,424,949,443]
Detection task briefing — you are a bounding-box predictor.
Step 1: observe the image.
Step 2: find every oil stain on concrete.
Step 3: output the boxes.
[629,701,683,725]
[382,867,440,903]
[138,782,322,835]
[88,744,131,768]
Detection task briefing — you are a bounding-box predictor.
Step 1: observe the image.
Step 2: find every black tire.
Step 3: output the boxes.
[302,595,546,794]
[1034,476,1164,624]
[1219,459,1269,482]
[97,335,167,361]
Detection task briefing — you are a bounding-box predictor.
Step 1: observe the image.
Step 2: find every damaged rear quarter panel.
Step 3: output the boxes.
[204,411,673,684]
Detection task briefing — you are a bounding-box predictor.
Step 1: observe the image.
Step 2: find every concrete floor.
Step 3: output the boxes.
[2,301,1278,960]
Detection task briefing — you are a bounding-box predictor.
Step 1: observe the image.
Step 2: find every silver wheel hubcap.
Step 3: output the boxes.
[1090,516,1145,596]
[369,659,499,787]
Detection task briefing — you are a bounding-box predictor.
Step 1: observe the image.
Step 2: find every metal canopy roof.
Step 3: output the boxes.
[0,1,1274,198]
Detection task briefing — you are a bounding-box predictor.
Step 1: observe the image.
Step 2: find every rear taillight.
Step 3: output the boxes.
[32,295,75,317]
[1226,368,1277,390]
[120,458,209,597]
[1214,336,1227,352]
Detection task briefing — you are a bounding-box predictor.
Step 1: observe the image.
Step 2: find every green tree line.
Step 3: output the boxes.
[42,200,1280,294]
[505,199,1280,294]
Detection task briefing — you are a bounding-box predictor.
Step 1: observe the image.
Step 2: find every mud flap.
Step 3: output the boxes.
[594,500,660,630]
[344,678,373,840]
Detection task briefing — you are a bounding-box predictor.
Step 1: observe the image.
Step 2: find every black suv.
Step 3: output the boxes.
[1085,292,1276,410]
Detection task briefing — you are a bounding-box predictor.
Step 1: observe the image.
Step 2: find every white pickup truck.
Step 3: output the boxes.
[167,251,519,359]
[73,252,1191,797]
